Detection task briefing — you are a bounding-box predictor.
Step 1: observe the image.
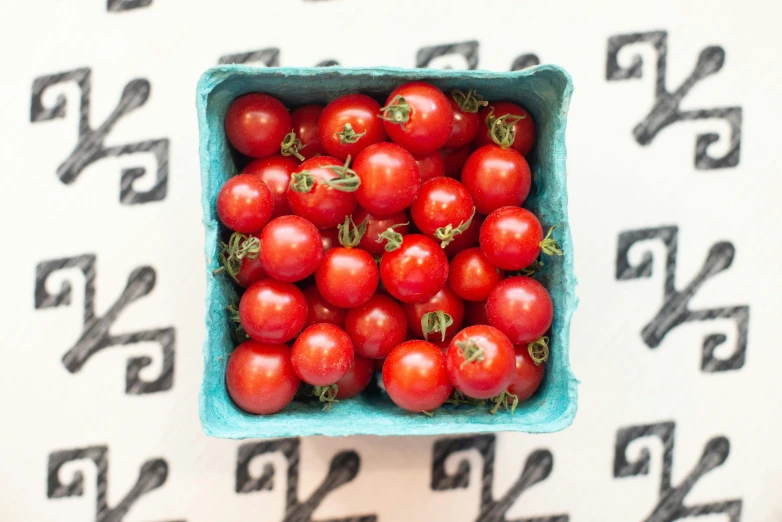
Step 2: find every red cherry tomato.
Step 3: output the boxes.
[446,325,515,399]
[287,156,357,229]
[380,234,449,303]
[291,104,325,159]
[382,340,452,412]
[225,340,300,415]
[443,214,483,257]
[353,142,420,216]
[344,294,408,359]
[403,286,465,340]
[448,247,504,301]
[487,277,553,344]
[445,95,481,148]
[216,174,274,233]
[318,94,387,161]
[226,232,268,288]
[315,246,378,308]
[414,151,445,183]
[475,101,536,156]
[335,354,374,399]
[464,300,489,326]
[243,155,298,218]
[302,285,347,329]
[352,207,410,257]
[430,333,456,351]
[441,146,472,178]
[507,344,545,402]
[320,227,339,253]
[291,323,354,386]
[461,145,531,214]
[480,206,548,270]
[410,178,474,243]
[239,279,307,343]
[380,81,454,155]
[225,93,290,158]
[260,215,323,282]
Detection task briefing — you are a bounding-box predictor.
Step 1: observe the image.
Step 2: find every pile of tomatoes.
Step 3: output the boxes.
[214,80,561,417]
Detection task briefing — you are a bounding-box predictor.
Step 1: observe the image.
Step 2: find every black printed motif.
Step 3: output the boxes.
[606,30,742,169]
[47,445,183,522]
[431,435,568,522]
[510,54,541,71]
[616,226,749,372]
[107,0,152,11]
[34,255,176,394]
[219,48,281,66]
[614,422,742,521]
[236,438,376,522]
[30,68,169,204]
[416,41,480,70]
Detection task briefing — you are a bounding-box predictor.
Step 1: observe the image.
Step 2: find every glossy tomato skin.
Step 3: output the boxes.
[445,96,480,148]
[410,177,474,238]
[446,325,515,399]
[291,323,354,386]
[287,156,357,229]
[302,285,347,329]
[225,93,290,158]
[335,354,374,399]
[344,294,407,359]
[243,155,298,218]
[353,207,410,257]
[382,82,454,155]
[216,174,274,233]
[225,341,300,415]
[475,101,536,156]
[480,206,543,271]
[487,277,553,344]
[315,247,378,308]
[403,286,465,340]
[414,151,445,183]
[461,145,531,214]
[232,232,268,288]
[239,280,307,343]
[464,300,489,326]
[448,247,504,301]
[380,234,449,303]
[260,215,323,282]
[291,104,325,159]
[443,213,483,257]
[507,344,545,402]
[320,227,339,253]
[318,94,387,161]
[441,146,473,178]
[382,340,452,412]
[353,142,420,216]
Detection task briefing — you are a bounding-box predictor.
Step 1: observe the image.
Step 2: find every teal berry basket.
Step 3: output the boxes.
[197,65,578,438]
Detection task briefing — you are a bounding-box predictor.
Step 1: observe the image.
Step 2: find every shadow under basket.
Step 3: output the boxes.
[197,65,578,438]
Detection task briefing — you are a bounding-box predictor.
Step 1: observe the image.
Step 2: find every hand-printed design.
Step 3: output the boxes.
[107,0,152,11]
[34,255,176,394]
[416,40,480,70]
[219,48,281,66]
[606,30,742,169]
[431,435,568,521]
[30,68,169,204]
[47,445,184,522]
[616,226,749,372]
[236,438,376,522]
[510,54,541,70]
[614,422,742,521]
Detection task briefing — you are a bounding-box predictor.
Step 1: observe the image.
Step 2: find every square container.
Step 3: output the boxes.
[197,65,578,438]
